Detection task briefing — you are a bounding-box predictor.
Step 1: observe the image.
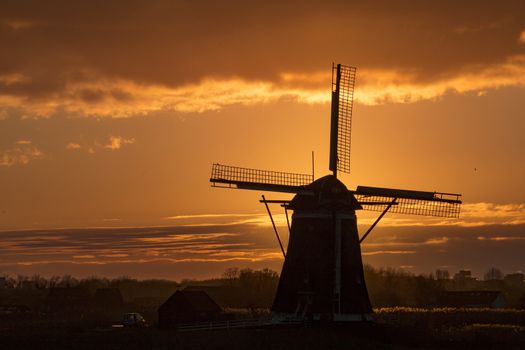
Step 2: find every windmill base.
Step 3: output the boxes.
[271,312,373,324]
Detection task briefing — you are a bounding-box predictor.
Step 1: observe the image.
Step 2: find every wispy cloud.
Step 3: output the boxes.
[363,237,450,248]
[519,30,525,43]
[103,136,135,150]
[0,227,277,266]
[165,213,260,220]
[1,20,39,30]
[166,201,525,231]
[477,236,525,241]
[357,202,525,228]
[65,136,135,153]
[362,250,416,256]
[1,214,525,279]
[66,142,81,150]
[0,141,43,167]
[15,140,32,145]
[164,202,525,232]
[0,73,31,85]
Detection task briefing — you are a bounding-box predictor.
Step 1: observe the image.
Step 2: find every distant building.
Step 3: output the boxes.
[453,269,475,281]
[504,273,524,286]
[158,290,222,328]
[452,269,477,288]
[438,291,507,309]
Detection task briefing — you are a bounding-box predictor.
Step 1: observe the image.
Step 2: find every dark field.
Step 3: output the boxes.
[2,308,525,350]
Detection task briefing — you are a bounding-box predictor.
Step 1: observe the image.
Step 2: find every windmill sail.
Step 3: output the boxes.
[354,185,462,218]
[210,163,313,194]
[329,64,357,176]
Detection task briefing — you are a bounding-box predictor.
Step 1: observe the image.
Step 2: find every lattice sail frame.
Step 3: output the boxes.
[354,188,462,218]
[210,163,313,188]
[329,64,357,175]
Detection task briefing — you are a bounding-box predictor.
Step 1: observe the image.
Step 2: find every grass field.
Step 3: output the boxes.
[1,308,525,349]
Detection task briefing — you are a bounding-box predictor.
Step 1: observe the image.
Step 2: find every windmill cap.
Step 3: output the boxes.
[289,175,361,211]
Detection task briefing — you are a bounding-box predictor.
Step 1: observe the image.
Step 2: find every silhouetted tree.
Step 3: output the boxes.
[59,274,79,287]
[79,276,110,292]
[222,267,239,285]
[16,274,28,288]
[30,274,47,289]
[48,275,60,288]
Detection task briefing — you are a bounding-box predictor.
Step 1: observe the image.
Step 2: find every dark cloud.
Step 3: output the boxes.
[0,0,524,100]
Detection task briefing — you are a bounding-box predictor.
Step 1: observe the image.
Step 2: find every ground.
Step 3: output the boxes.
[1,318,525,350]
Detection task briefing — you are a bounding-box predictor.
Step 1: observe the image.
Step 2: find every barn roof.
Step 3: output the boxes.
[160,290,221,313]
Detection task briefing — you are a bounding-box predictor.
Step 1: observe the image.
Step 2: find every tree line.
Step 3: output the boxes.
[1,265,524,309]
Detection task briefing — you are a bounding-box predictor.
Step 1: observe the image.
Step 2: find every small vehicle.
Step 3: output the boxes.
[122,312,147,327]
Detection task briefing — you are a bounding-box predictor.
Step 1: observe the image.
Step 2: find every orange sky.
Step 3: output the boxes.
[0,0,524,279]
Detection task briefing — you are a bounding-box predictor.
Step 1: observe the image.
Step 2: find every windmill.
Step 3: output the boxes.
[209,63,462,322]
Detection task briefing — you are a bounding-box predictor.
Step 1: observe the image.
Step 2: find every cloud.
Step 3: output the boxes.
[362,237,450,248]
[0,73,31,85]
[362,250,416,256]
[1,19,39,30]
[2,220,525,279]
[0,0,523,118]
[520,30,525,43]
[356,55,525,105]
[357,201,525,228]
[164,212,290,229]
[0,55,523,118]
[0,225,282,278]
[453,21,505,35]
[103,136,135,150]
[65,142,81,150]
[477,236,525,241]
[165,213,259,220]
[15,140,32,145]
[65,137,134,152]
[0,141,43,167]
[0,76,327,117]
[167,202,525,232]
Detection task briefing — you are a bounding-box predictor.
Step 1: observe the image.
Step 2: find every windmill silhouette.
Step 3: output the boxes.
[210,63,462,322]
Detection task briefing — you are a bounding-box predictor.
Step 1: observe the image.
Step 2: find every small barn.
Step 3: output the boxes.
[158,290,222,328]
[438,291,507,308]
[184,284,241,307]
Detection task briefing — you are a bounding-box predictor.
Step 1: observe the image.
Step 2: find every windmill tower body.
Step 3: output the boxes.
[272,175,372,321]
[210,63,462,323]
